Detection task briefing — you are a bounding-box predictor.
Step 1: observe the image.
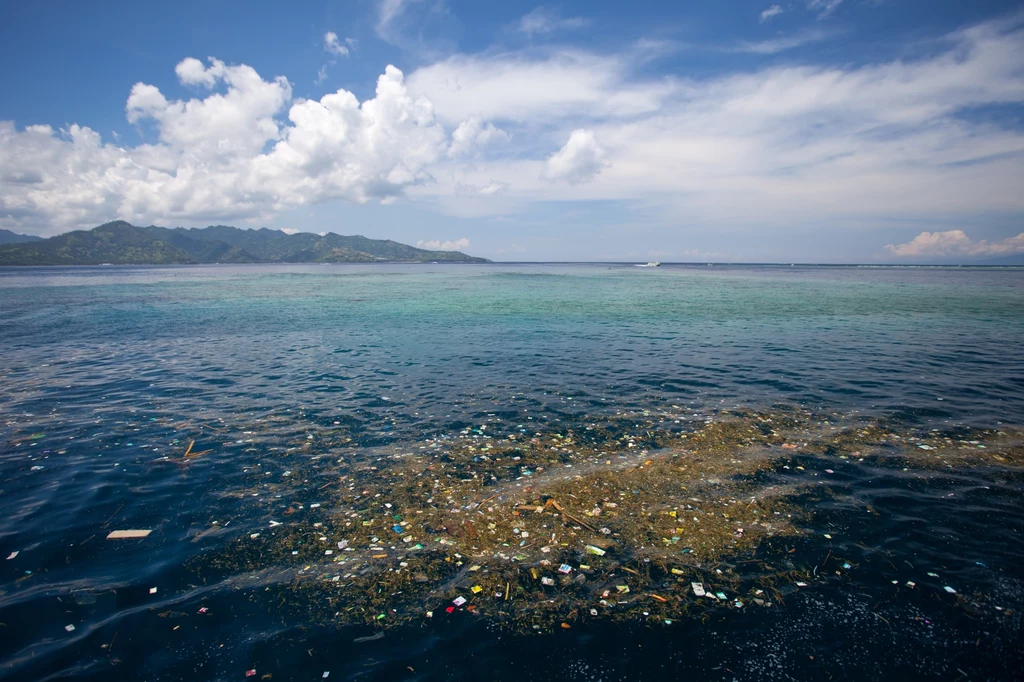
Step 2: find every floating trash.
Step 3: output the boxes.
[106,530,152,540]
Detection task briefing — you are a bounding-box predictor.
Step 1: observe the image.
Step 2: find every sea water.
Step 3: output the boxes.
[1,263,1023,681]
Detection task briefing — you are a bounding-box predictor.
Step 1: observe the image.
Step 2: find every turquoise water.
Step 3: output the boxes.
[1,263,1024,681]
[3,263,1023,426]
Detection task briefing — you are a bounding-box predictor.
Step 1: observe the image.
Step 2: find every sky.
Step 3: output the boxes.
[1,0,1023,262]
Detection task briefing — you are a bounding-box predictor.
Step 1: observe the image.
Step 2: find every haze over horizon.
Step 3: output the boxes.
[2,0,1023,263]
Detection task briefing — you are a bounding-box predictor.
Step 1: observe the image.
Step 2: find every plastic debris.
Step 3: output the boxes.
[6,551,17,560]
[557,564,573,574]
[691,582,706,597]
[471,585,483,594]
[584,545,606,556]
[106,530,152,540]
[65,624,76,632]
[453,596,467,606]
[149,587,157,594]
[541,577,556,586]
[245,670,256,677]
[944,586,957,594]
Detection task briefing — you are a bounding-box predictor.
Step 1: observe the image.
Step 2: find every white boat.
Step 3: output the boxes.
[634,261,661,267]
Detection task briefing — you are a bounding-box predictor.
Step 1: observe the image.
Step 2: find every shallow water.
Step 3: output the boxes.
[1,263,1023,681]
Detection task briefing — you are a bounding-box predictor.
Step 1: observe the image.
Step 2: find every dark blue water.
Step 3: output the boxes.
[1,264,1023,681]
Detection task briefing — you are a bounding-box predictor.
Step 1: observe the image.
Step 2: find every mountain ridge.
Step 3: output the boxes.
[0,229,44,245]
[0,221,489,265]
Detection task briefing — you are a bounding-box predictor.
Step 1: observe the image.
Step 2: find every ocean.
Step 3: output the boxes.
[1,263,1023,681]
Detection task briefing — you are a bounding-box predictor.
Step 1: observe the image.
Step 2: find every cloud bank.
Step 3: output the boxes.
[0,60,459,233]
[885,230,1024,258]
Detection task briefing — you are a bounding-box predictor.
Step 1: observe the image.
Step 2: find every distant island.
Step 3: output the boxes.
[0,221,489,265]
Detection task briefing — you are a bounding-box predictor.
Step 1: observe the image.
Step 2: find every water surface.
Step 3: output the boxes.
[1,263,1023,681]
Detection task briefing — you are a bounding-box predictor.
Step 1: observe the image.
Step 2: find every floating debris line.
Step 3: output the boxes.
[185,406,1024,633]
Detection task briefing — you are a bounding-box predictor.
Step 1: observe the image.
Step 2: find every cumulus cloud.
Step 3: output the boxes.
[448,116,510,157]
[0,59,449,234]
[885,230,1024,258]
[175,57,224,88]
[417,237,470,251]
[542,129,607,184]
[759,5,784,23]
[324,31,349,56]
[518,7,590,36]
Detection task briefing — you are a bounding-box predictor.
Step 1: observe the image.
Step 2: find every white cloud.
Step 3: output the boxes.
[376,0,424,45]
[406,51,677,124]
[378,0,407,32]
[324,32,350,56]
[417,237,470,250]
[518,7,590,36]
[759,5,784,23]
[542,129,607,184]
[280,227,300,235]
[3,13,1024,240]
[448,116,510,157]
[0,59,448,234]
[318,33,352,84]
[175,57,224,88]
[807,0,843,19]
[478,181,507,195]
[410,12,1024,223]
[885,230,1024,257]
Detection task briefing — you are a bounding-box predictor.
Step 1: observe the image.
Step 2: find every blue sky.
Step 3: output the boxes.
[1,0,1023,262]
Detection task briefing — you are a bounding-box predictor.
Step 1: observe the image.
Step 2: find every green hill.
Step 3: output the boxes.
[0,222,489,265]
[0,229,44,245]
